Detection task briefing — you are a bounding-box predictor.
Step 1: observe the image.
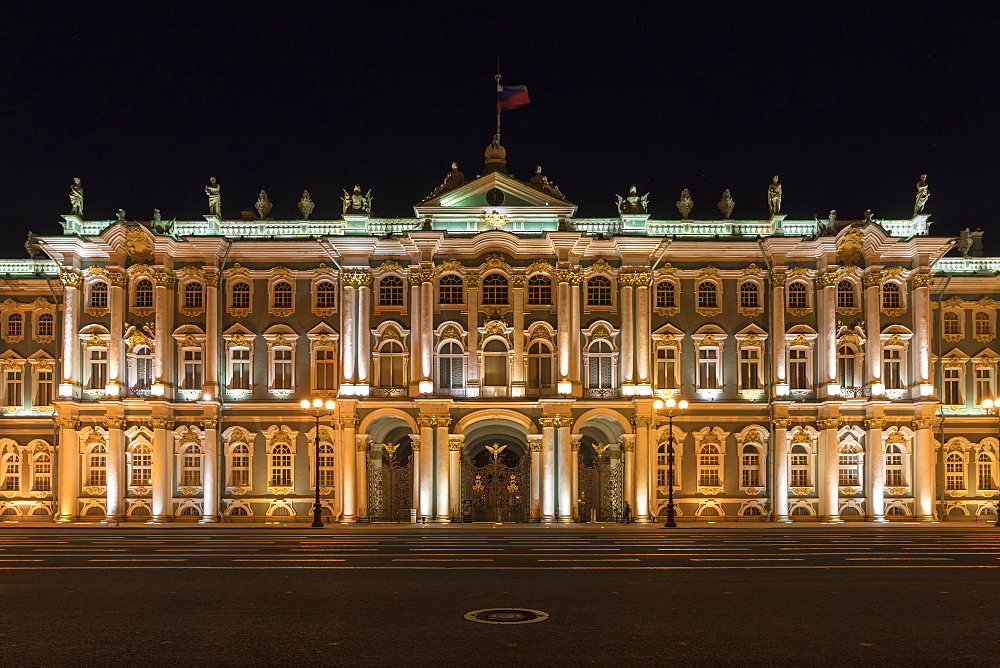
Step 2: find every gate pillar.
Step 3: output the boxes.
[448,435,463,520]
[528,435,542,521]
[435,419,452,523]
[570,436,582,521]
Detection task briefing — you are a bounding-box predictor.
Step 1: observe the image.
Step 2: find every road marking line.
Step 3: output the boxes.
[844,557,954,561]
[154,548,260,552]
[290,548,378,551]
[690,558,805,562]
[0,559,45,562]
[231,559,346,562]
[0,564,997,570]
[87,559,187,562]
[408,548,505,551]
[32,548,128,552]
[530,548,620,551]
[536,559,641,562]
[392,559,495,562]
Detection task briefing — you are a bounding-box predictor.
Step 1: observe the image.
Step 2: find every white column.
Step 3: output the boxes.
[357,283,371,390]
[409,276,421,389]
[772,419,790,521]
[466,274,480,393]
[436,420,451,522]
[200,419,221,522]
[341,283,357,386]
[203,272,219,396]
[556,274,571,385]
[912,273,933,390]
[771,272,786,387]
[108,272,125,390]
[634,415,651,522]
[570,436,581,521]
[913,417,938,520]
[104,417,127,521]
[621,283,635,388]
[418,418,434,521]
[355,435,367,521]
[528,436,542,521]
[55,418,81,521]
[817,418,841,521]
[864,270,883,388]
[449,436,462,521]
[622,435,635,517]
[864,417,886,521]
[410,435,421,518]
[153,272,175,392]
[818,272,838,395]
[151,418,173,522]
[60,272,81,393]
[557,424,573,522]
[636,281,651,386]
[541,419,556,522]
[570,278,582,389]
[511,275,526,394]
[420,278,434,389]
[339,415,357,522]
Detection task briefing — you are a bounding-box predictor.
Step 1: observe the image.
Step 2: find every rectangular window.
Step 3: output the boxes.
[88,349,108,390]
[273,348,293,390]
[230,348,250,390]
[3,369,23,407]
[698,348,719,390]
[740,348,761,390]
[2,459,19,491]
[34,369,53,407]
[33,458,52,491]
[698,467,720,487]
[88,454,107,487]
[438,277,464,305]
[945,460,964,491]
[943,367,962,405]
[975,367,993,405]
[656,282,676,308]
[181,456,202,486]
[978,461,996,490]
[131,452,152,486]
[316,349,337,390]
[655,348,678,389]
[740,285,760,309]
[789,349,808,390]
[883,349,903,390]
[319,449,335,487]
[182,349,203,390]
[838,455,860,485]
[270,455,292,487]
[230,451,250,487]
[885,451,904,487]
[790,453,809,486]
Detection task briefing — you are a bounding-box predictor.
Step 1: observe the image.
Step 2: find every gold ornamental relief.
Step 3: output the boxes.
[59,271,83,288]
[911,272,933,289]
[526,259,553,275]
[588,258,615,275]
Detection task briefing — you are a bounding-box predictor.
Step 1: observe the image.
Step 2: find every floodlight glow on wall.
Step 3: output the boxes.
[557,381,572,395]
[418,380,434,394]
[871,382,885,396]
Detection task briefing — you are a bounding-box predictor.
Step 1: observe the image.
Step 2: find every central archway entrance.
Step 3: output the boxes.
[462,441,530,523]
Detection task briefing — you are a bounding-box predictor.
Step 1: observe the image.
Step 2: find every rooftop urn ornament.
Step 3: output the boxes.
[617,184,649,215]
[767,175,782,216]
[342,185,372,214]
[914,173,930,216]
[68,177,84,217]
[675,188,694,219]
[255,190,272,219]
[297,190,315,220]
[717,189,735,219]
[205,177,221,217]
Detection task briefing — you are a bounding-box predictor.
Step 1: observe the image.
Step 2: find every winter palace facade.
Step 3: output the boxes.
[2,146,999,524]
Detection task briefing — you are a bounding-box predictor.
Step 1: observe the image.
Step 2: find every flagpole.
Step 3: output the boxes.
[495,72,502,140]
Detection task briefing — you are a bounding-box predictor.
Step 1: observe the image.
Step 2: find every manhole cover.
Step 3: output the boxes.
[464,608,549,625]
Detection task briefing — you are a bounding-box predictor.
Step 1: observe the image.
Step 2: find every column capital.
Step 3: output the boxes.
[103,417,127,430]
[409,267,437,285]
[633,415,653,428]
[199,418,219,430]
[911,417,941,430]
[153,271,177,289]
[771,271,787,287]
[911,271,933,289]
[106,270,127,288]
[772,418,793,430]
[816,418,844,431]
[356,437,370,452]
[864,417,888,430]
[448,437,464,451]
[59,270,83,288]
[817,271,838,289]
[56,418,81,430]
[863,270,883,288]
[539,416,567,428]
[339,416,359,429]
[529,442,543,452]
[342,270,371,288]
[571,438,583,451]
[150,418,175,430]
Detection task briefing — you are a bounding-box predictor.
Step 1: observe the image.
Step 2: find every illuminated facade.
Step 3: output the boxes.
[2,146,999,523]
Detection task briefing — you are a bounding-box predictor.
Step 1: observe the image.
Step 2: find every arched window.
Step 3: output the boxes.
[437,341,464,392]
[272,281,293,310]
[318,443,335,487]
[527,341,554,392]
[379,276,403,306]
[837,281,856,309]
[229,443,250,487]
[229,505,250,517]
[790,443,811,486]
[180,444,202,486]
[481,274,509,305]
[129,444,152,486]
[184,282,204,310]
[838,443,861,486]
[787,282,808,309]
[587,276,612,306]
[697,444,721,486]
[977,452,997,491]
[527,275,552,306]
[87,443,107,487]
[586,340,614,390]
[89,281,108,309]
[1,452,20,491]
[130,345,153,391]
[884,443,905,486]
[739,282,760,309]
[974,312,992,338]
[230,281,250,309]
[32,452,52,491]
[655,281,676,309]
[886,505,907,517]
[134,279,153,308]
[697,281,718,309]
[36,312,54,338]
[741,505,763,517]
[316,280,337,309]
[377,341,405,387]
[741,444,762,487]
[6,313,22,338]
[943,311,961,336]
[882,282,902,309]
[945,452,965,490]
[837,345,859,389]
[482,339,509,387]
[438,275,463,305]
[269,443,292,487]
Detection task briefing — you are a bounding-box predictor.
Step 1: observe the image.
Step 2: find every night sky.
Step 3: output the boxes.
[3,3,997,259]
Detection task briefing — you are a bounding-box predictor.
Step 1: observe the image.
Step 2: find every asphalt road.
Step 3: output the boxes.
[1,525,998,667]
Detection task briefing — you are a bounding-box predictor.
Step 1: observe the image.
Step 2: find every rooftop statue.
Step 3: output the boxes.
[116,209,127,223]
[862,209,874,224]
[676,188,694,219]
[427,162,466,200]
[298,190,315,220]
[767,175,782,216]
[529,165,546,190]
[255,190,273,219]
[914,173,930,215]
[342,184,372,214]
[957,228,973,257]
[485,135,506,161]
[717,189,735,219]
[68,177,84,217]
[25,232,42,259]
[617,184,649,215]
[205,177,222,217]
[150,209,176,237]
[818,209,837,235]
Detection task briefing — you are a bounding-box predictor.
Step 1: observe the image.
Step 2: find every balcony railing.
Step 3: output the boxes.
[370,386,408,398]
[583,388,622,399]
[839,386,870,399]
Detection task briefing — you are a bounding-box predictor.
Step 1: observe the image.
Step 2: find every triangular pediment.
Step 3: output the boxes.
[416,172,574,210]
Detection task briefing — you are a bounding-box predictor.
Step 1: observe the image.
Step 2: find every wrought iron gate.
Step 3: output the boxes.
[461,443,530,523]
[578,444,624,522]
[367,443,412,523]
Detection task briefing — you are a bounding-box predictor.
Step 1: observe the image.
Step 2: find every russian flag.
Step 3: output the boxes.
[497,84,530,113]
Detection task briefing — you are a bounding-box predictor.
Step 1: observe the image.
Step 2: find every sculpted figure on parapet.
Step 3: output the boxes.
[205,177,222,217]
[617,184,649,215]
[426,163,465,200]
[68,177,84,216]
[767,175,782,216]
[914,173,930,215]
[342,185,372,214]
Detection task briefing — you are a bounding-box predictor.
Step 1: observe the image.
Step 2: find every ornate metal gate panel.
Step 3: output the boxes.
[367,444,412,523]
[461,443,530,523]
[578,446,624,522]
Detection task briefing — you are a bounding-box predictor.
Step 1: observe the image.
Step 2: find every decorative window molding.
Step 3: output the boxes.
[263,425,299,493]
[835,279,861,316]
[307,323,340,394]
[373,322,409,392]
[695,269,722,317]
[263,326,299,398]
[80,326,111,394]
[179,279,205,317]
[223,426,256,491]
[653,327,683,394]
[583,321,618,395]
[735,326,768,398]
[786,280,811,315]
[942,307,964,342]
[973,353,999,406]
[223,325,256,396]
[481,272,510,306]
[269,269,295,318]
[737,279,763,318]
[526,274,552,307]
[881,281,906,316]
[377,274,405,310]
[692,327,727,394]
[436,335,466,395]
[880,325,912,394]
[788,429,817,489]
[585,275,614,309]
[973,305,996,343]
[0,354,26,411]
[694,426,728,492]
[130,276,155,317]
[737,427,769,491]
[173,326,207,397]
[226,265,254,318]
[438,273,465,307]
[655,424,686,490]
[28,354,55,411]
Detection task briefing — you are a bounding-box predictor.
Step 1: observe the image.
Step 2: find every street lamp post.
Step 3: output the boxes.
[300,397,337,528]
[980,397,1000,528]
[653,397,688,528]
